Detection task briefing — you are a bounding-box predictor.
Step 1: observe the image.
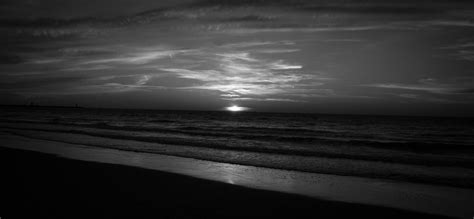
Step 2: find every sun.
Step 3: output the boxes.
[226,105,247,112]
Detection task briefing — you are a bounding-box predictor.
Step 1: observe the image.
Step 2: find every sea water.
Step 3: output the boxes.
[1,106,473,188]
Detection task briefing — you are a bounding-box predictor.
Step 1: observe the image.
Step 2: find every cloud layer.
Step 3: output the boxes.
[1,0,474,115]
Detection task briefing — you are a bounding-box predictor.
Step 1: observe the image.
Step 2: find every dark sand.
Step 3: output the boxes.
[0,147,451,219]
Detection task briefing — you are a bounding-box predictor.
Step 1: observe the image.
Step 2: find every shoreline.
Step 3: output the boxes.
[1,132,473,218]
[2,124,473,189]
[1,147,451,219]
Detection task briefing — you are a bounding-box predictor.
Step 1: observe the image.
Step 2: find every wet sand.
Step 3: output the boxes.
[0,147,453,219]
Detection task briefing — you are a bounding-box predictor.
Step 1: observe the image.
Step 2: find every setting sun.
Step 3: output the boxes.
[226,105,247,112]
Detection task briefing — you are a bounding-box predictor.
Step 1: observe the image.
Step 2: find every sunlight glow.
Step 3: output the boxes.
[226,105,248,112]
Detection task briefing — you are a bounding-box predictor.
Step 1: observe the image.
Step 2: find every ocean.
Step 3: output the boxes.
[1,106,473,188]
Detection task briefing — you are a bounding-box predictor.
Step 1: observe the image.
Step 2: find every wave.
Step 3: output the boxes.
[2,124,474,169]
[3,118,473,145]
[3,128,474,189]
[8,118,474,147]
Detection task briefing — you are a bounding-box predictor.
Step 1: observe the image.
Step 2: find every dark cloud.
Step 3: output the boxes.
[0,0,193,19]
[299,5,444,14]
[2,0,473,28]
[221,15,276,23]
[0,54,24,64]
[0,17,101,28]
[457,88,474,94]
[190,0,458,8]
[0,76,86,89]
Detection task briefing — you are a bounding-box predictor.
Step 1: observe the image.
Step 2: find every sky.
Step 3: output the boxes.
[1,0,474,116]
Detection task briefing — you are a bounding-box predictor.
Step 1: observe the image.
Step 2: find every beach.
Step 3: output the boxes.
[1,108,474,218]
[1,146,452,219]
[2,131,474,218]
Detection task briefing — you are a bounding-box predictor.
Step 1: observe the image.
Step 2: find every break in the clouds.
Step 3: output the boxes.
[1,0,474,116]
